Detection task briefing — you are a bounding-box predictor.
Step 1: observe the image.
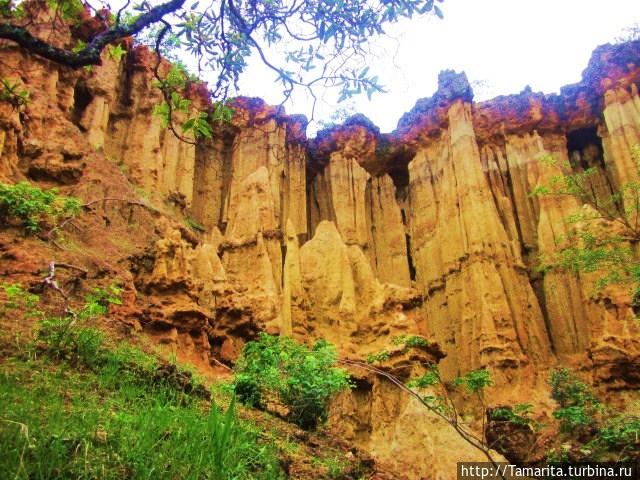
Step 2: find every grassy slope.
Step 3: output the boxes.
[0,328,283,479]
[0,303,373,480]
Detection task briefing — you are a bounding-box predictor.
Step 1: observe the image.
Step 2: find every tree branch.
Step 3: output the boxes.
[0,0,185,67]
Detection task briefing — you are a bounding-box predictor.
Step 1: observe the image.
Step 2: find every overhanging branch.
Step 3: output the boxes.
[0,0,185,67]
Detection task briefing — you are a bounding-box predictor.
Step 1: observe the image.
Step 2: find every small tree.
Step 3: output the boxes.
[547,368,639,462]
[233,333,351,430]
[531,146,640,307]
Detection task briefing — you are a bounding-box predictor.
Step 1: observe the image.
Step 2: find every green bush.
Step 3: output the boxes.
[489,404,534,427]
[547,368,639,461]
[594,414,640,459]
[366,350,390,364]
[0,182,82,233]
[453,368,494,394]
[233,334,351,430]
[549,368,602,433]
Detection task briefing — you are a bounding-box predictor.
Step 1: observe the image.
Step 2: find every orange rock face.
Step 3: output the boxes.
[1,14,640,478]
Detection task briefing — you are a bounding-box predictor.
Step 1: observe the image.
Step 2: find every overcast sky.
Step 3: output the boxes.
[234,0,640,134]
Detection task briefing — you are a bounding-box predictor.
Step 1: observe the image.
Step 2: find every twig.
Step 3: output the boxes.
[53,262,88,276]
[41,261,86,326]
[211,357,232,371]
[338,358,505,479]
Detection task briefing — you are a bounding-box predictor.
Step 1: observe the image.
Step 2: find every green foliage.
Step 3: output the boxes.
[212,100,235,123]
[594,414,640,459]
[0,77,29,108]
[531,148,640,302]
[106,44,127,62]
[366,350,390,364]
[549,368,602,433]
[453,368,494,394]
[312,455,349,479]
[72,39,87,53]
[0,0,26,18]
[547,368,639,461]
[46,0,84,21]
[490,404,534,426]
[1,283,41,317]
[185,217,205,232]
[549,368,600,410]
[152,65,214,139]
[36,285,123,367]
[233,334,351,429]
[0,280,282,478]
[180,111,213,138]
[393,334,430,348]
[0,182,82,233]
[407,365,440,389]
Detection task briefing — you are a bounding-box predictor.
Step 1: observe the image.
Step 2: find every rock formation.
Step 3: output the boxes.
[1,10,640,477]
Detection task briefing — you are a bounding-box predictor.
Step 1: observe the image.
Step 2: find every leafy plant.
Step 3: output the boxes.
[0,182,82,233]
[0,351,281,479]
[594,414,640,460]
[407,365,441,389]
[453,368,494,394]
[366,350,390,364]
[152,65,214,140]
[392,334,430,349]
[490,404,534,426]
[531,147,640,303]
[0,0,446,146]
[233,334,351,429]
[45,0,84,21]
[547,368,639,462]
[0,77,29,108]
[549,368,603,434]
[106,44,127,62]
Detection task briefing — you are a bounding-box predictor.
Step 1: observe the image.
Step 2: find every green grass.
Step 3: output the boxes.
[0,339,284,479]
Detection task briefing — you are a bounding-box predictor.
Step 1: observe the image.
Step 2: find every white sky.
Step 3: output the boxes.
[234,0,640,134]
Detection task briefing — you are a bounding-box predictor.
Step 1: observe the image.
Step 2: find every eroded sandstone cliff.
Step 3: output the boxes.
[1,10,639,477]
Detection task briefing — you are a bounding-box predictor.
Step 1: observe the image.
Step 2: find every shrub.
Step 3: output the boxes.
[549,368,602,432]
[489,404,534,427]
[366,350,390,364]
[0,77,29,108]
[392,334,430,349]
[453,368,494,394]
[547,368,639,461]
[233,334,351,429]
[594,414,640,460]
[0,182,82,233]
